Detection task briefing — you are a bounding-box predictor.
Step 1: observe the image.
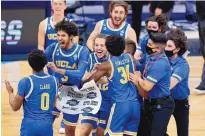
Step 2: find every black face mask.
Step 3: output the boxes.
[147,29,158,35]
[146,46,157,55]
[165,49,176,58]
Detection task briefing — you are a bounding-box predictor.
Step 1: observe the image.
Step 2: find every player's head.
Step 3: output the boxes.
[109,1,128,27]
[165,28,187,58]
[145,14,168,34]
[106,35,125,56]
[28,49,47,72]
[125,39,136,56]
[55,20,79,49]
[93,34,108,59]
[147,32,167,56]
[51,0,66,15]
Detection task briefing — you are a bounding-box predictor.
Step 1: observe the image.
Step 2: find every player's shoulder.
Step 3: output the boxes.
[39,18,48,26]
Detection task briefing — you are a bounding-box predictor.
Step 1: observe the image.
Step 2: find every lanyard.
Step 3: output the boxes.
[143,53,165,78]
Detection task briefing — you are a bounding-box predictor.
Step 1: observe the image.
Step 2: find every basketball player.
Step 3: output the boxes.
[76,34,111,136]
[38,0,78,51]
[45,20,90,136]
[5,49,58,136]
[86,1,137,52]
[83,35,140,136]
[38,0,79,133]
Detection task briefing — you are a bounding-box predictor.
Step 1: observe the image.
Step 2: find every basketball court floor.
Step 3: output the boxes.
[1,56,205,136]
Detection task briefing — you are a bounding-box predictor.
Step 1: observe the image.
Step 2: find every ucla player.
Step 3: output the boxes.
[86,1,137,52]
[44,20,89,136]
[38,0,79,50]
[76,34,111,136]
[83,35,140,136]
[5,49,58,136]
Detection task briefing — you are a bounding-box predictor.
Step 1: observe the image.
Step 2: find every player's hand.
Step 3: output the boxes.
[129,71,141,86]
[47,62,58,72]
[97,76,108,84]
[5,80,14,94]
[93,63,100,71]
[155,8,162,16]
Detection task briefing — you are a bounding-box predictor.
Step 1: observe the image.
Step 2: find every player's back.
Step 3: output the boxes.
[100,19,129,39]
[108,53,137,103]
[23,73,58,119]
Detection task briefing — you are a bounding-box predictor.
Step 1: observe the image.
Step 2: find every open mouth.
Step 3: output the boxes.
[59,41,65,48]
[96,50,104,58]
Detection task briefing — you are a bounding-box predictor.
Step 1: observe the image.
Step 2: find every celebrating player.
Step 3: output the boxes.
[5,49,58,136]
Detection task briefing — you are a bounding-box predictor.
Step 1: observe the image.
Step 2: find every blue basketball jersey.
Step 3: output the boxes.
[88,53,111,111]
[51,43,85,87]
[100,19,130,39]
[108,53,138,103]
[45,17,69,49]
[21,73,58,120]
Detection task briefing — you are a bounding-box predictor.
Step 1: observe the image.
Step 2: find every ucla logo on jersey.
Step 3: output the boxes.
[120,30,124,36]
[48,25,51,30]
[73,54,78,61]
[56,49,60,56]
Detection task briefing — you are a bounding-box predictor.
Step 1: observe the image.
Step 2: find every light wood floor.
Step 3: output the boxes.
[1,56,205,136]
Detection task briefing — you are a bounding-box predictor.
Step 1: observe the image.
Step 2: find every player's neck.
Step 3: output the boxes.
[65,42,74,50]
[108,18,124,29]
[33,70,44,74]
[52,14,64,23]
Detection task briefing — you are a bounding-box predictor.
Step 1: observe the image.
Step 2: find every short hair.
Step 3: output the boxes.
[28,49,47,72]
[106,35,125,56]
[166,28,188,56]
[94,34,107,41]
[109,1,129,16]
[149,32,167,45]
[52,0,66,4]
[55,20,79,36]
[145,14,168,33]
[125,39,136,56]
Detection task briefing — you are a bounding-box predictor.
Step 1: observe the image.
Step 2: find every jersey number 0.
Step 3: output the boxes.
[41,93,49,110]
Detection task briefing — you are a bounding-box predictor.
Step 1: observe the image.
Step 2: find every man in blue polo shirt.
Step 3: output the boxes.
[130,32,175,136]
[165,28,190,136]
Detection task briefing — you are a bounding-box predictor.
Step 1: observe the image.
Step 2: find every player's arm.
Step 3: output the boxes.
[82,61,111,84]
[38,20,46,50]
[86,21,102,51]
[5,80,25,111]
[127,26,138,46]
[170,63,189,89]
[48,47,90,84]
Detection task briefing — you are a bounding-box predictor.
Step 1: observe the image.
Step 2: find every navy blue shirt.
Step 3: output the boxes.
[137,34,149,55]
[170,56,190,100]
[143,51,171,98]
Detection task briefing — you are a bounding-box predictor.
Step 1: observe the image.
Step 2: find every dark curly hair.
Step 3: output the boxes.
[166,28,188,56]
[145,14,168,33]
[55,20,79,36]
[149,32,167,45]
[106,35,125,56]
[28,49,47,72]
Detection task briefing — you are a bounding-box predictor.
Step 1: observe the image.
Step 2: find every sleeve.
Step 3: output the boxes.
[171,63,189,82]
[65,47,90,84]
[138,35,148,54]
[44,42,57,62]
[145,60,170,84]
[17,77,31,97]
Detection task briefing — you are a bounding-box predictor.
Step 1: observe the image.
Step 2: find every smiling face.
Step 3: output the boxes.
[110,5,126,27]
[94,37,107,59]
[57,30,72,49]
[51,0,66,16]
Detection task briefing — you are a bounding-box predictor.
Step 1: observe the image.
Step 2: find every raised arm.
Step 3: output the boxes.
[86,21,102,51]
[38,19,46,51]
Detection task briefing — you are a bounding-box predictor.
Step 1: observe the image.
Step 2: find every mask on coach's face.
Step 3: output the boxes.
[147,29,158,35]
[146,46,158,55]
[165,49,177,58]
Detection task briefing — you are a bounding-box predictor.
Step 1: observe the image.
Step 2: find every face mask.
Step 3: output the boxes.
[165,49,176,58]
[146,46,157,55]
[147,29,158,35]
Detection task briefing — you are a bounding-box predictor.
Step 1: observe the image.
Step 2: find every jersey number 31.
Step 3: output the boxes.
[118,65,129,84]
